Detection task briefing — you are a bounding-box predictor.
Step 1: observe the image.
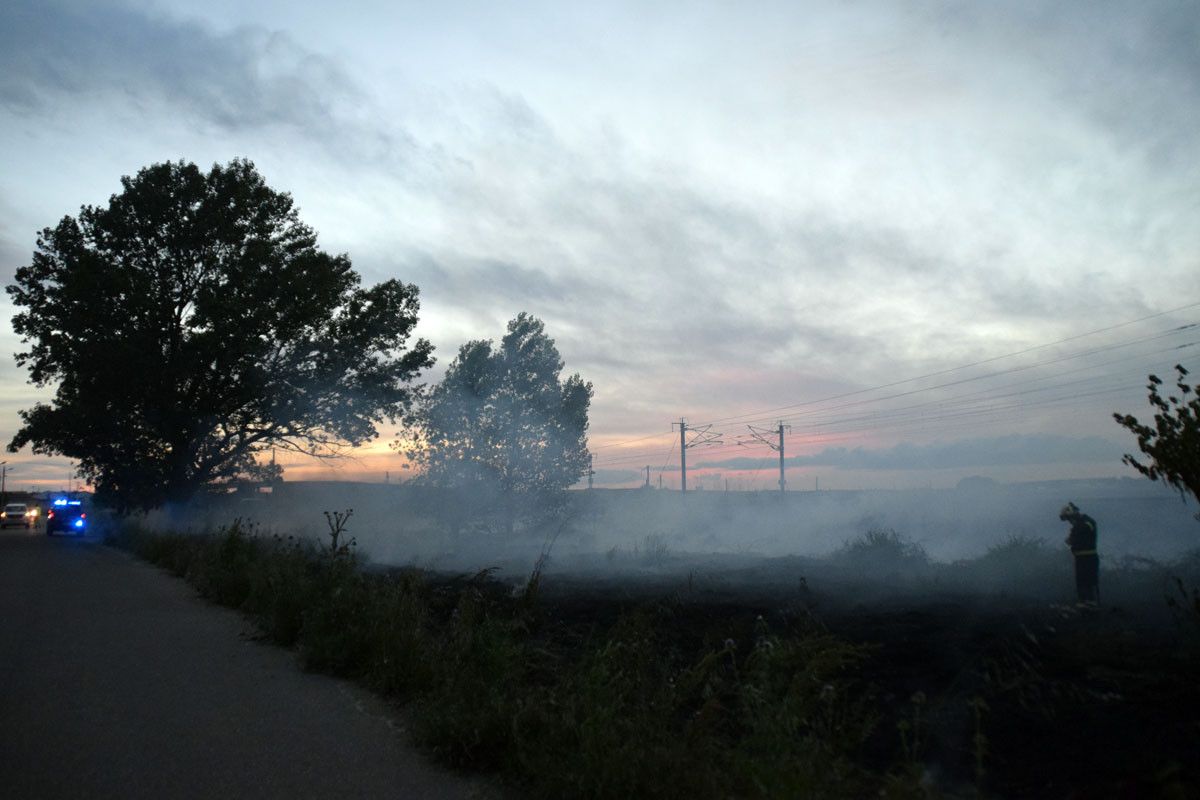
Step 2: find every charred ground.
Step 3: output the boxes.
[527,552,1199,798]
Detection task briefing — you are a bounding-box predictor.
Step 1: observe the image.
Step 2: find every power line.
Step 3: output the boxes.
[760,343,1196,441]
[698,304,1200,429]
[655,437,677,489]
[781,367,1163,434]
[708,324,1195,433]
[589,430,675,451]
[682,385,1145,473]
[643,347,1185,472]
[587,359,1157,470]
[675,371,1155,465]
[591,317,1195,466]
[584,305,1200,480]
[692,382,1145,463]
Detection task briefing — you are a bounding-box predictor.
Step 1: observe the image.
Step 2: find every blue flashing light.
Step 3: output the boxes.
[74,519,85,528]
[53,498,67,506]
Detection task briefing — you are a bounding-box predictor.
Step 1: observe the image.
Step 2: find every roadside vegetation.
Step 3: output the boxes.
[108,519,1200,798]
[109,517,886,798]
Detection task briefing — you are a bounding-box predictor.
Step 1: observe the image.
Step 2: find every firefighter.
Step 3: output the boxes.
[1059,502,1099,604]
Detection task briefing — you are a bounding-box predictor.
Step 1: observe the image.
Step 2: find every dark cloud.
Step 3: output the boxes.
[0,0,414,162]
[693,434,1124,472]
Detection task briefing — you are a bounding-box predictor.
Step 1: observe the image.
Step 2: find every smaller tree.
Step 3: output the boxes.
[1113,364,1199,510]
[402,313,593,533]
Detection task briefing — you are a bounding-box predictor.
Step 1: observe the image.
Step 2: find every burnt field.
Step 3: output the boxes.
[113,506,1200,799]
[532,558,1200,798]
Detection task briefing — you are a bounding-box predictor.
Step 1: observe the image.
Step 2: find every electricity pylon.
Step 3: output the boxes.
[672,418,722,492]
[744,421,791,493]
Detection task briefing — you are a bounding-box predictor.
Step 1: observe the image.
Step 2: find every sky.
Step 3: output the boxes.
[1,0,1197,492]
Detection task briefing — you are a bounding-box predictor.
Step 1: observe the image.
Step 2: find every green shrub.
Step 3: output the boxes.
[834,528,930,582]
[296,552,373,674]
[411,580,528,771]
[187,520,265,608]
[980,534,1053,564]
[244,536,315,646]
[959,534,1067,595]
[735,627,875,796]
[512,607,725,799]
[362,571,436,697]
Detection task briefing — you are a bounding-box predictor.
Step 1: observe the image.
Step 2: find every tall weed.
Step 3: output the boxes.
[411,578,528,770]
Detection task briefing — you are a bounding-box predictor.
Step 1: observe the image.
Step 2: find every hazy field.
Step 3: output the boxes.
[146,478,1199,581]
[119,485,1200,797]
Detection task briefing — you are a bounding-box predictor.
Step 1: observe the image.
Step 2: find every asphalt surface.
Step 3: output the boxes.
[0,528,498,800]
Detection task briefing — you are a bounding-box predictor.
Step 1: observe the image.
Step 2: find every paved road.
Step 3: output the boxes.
[0,529,498,799]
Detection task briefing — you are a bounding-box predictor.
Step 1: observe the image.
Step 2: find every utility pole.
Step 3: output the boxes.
[0,461,7,507]
[644,465,651,488]
[587,454,595,490]
[743,421,790,494]
[671,418,722,493]
[778,422,786,493]
[678,419,687,492]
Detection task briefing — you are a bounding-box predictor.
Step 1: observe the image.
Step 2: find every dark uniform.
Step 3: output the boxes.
[1060,503,1099,603]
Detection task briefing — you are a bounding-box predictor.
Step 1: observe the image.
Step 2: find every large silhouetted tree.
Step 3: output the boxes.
[7,159,434,510]
[403,313,592,533]
[1113,364,1199,513]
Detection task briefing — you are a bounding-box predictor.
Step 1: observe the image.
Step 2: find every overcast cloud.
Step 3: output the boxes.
[1,0,1196,489]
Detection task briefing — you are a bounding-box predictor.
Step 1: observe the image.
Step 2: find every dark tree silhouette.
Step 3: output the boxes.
[403,313,592,532]
[1113,364,1199,511]
[7,159,434,510]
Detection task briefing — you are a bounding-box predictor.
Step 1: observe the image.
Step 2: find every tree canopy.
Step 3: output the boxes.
[403,313,592,530]
[1113,363,1199,511]
[7,159,434,510]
